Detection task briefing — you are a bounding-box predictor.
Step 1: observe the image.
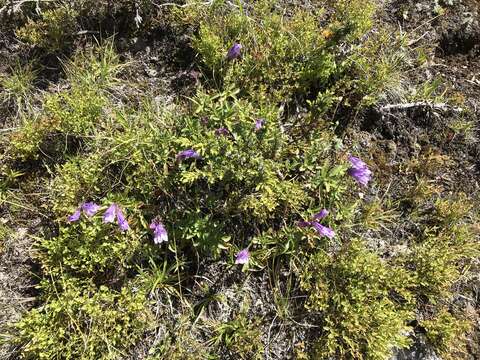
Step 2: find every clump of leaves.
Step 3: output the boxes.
[210,308,264,359]
[5,44,121,162]
[300,239,415,359]
[177,0,403,116]
[14,279,150,360]
[38,201,142,279]
[16,6,78,51]
[0,61,37,116]
[422,307,471,360]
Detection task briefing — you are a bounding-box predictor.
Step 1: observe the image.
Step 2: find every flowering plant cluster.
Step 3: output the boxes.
[65,44,374,267]
[67,147,371,267]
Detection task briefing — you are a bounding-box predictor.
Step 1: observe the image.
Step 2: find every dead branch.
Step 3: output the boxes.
[379,102,463,113]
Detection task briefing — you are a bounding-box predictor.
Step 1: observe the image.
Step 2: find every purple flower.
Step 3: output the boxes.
[116,207,130,232]
[68,201,100,222]
[68,208,81,222]
[103,204,117,223]
[298,210,335,238]
[348,156,368,169]
[255,118,265,131]
[82,202,100,217]
[176,149,202,161]
[347,155,372,186]
[149,220,168,244]
[103,203,129,231]
[297,220,312,228]
[215,127,230,136]
[311,222,335,239]
[226,43,242,60]
[313,209,329,220]
[235,248,250,264]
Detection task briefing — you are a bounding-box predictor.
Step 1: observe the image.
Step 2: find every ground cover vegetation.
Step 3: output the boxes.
[0,0,479,359]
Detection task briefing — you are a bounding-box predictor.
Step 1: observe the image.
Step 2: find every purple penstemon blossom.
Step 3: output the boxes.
[176,149,202,161]
[311,222,335,239]
[68,208,82,222]
[102,203,129,231]
[68,201,100,222]
[298,209,335,239]
[116,207,130,232]
[255,118,265,131]
[226,43,242,60]
[313,209,328,220]
[82,202,100,217]
[347,155,372,186]
[103,204,117,223]
[235,248,250,264]
[149,220,168,244]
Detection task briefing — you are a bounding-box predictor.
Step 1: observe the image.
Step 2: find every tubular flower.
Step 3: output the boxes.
[311,222,335,239]
[298,209,335,238]
[149,220,168,244]
[176,149,202,161]
[103,204,117,223]
[103,203,129,231]
[68,201,100,222]
[313,209,328,220]
[347,155,372,186]
[116,207,130,232]
[235,248,250,264]
[82,202,100,217]
[226,43,242,60]
[68,208,81,222]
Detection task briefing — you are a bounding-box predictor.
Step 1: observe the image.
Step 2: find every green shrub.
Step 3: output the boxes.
[300,240,414,359]
[177,0,402,115]
[406,224,479,300]
[422,308,471,360]
[210,314,264,359]
[16,6,78,51]
[14,279,150,360]
[39,199,143,278]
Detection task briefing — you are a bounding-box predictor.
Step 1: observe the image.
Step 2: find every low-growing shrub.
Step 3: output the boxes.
[39,199,143,279]
[300,239,414,359]
[422,308,471,360]
[14,279,150,360]
[177,0,403,117]
[16,6,78,51]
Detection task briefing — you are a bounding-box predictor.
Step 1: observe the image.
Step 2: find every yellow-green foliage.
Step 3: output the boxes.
[211,314,264,359]
[178,0,400,112]
[404,195,479,300]
[14,279,150,360]
[49,154,105,217]
[6,45,121,161]
[301,240,414,359]
[2,1,477,358]
[39,199,143,278]
[147,315,212,360]
[422,308,471,360]
[16,6,78,51]
[0,61,37,115]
